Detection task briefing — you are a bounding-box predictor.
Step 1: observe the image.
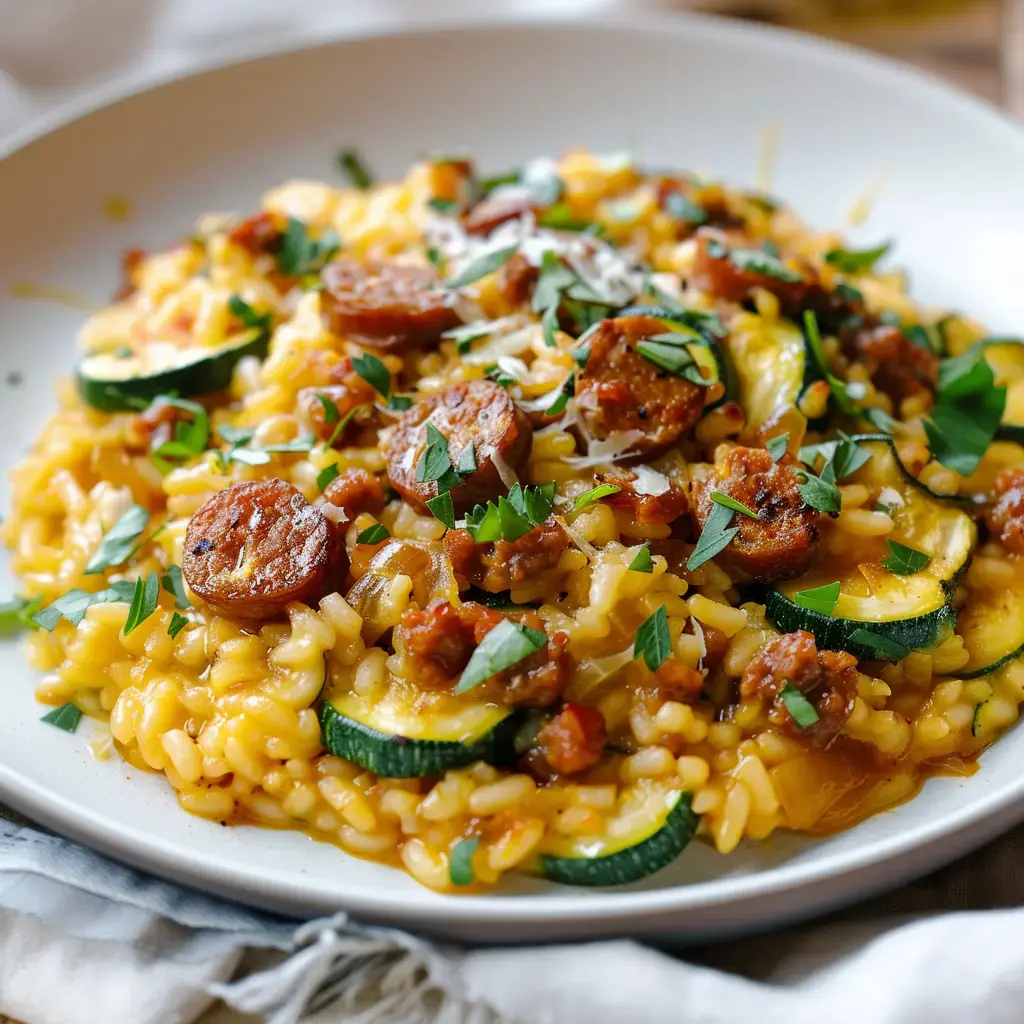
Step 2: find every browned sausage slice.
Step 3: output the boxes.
[575,315,707,454]
[464,192,539,236]
[182,479,347,620]
[320,258,461,353]
[690,446,820,583]
[386,379,532,515]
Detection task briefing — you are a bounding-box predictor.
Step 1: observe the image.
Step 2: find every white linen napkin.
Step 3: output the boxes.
[2,3,1024,1023]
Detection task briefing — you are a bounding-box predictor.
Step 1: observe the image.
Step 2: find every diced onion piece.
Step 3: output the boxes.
[491,449,520,490]
[553,514,598,560]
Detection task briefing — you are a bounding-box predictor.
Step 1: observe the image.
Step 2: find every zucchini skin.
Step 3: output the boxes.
[849,434,980,506]
[76,333,270,412]
[540,792,698,887]
[764,590,955,662]
[319,702,521,778]
[958,642,1024,679]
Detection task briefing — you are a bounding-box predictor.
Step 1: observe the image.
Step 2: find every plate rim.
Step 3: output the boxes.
[2,7,1024,930]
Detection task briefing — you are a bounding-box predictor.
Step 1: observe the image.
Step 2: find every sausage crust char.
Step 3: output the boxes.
[386,379,533,514]
[691,446,820,583]
[320,258,461,353]
[444,521,567,593]
[575,315,708,454]
[182,479,347,620]
[985,468,1024,555]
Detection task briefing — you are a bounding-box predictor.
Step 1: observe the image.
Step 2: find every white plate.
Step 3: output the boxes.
[1,10,1023,944]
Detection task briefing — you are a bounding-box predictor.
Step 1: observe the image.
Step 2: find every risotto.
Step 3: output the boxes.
[4,150,1024,891]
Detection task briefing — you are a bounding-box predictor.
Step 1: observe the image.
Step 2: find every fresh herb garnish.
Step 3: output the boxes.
[356,524,390,545]
[664,192,708,225]
[314,393,340,424]
[465,482,554,544]
[426,246,442,268]
[635,333,712,385]
[317,464,340,492]
[387,395,413,413]
[275,218,341,277]
[824,241,891,275]
[123,573,160,636]
[847,628,910,661]
[449,836,480,887]
[794,469,842,514]
[508,481,556,526]
[880,539,930,575]
[217,424,256,446]
[445,244,519,289]
[152,397,211,463]
[823,433,872,483]
[455,619,547,694]
[352,351,391,399]
[428,197,460,215]
[803,310,855,414]
[710,492,759,520]
[627,543,653,573]
[545,375,575,416]
[718,243,802,283]
[161,564,190,610]
[766,434,789,462]
[779,682,819,728]
[686,501,739,571]
[336,148,373,189]
[536,203,594,233]
[456,443,477,476]
[167,612,188,639]
[426,491,456,529]
[793,581,841,616]
[33,581,138,630]
[40,703,83,733]
[417,423,455,484]
[228,295,272,339]
[0,596,42,634]
[834,282,865,306]
[465,501,501,543]
[84,504,150,575]
[573,483,621,511]
[633,606,671,672]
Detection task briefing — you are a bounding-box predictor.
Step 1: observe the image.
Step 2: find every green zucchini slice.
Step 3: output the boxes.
[538,781,698,886]
[768,438,976,660]
[77,329,269,412]
[320,687,519,778]
[972,339,1024,444]
[946,569,1024,678]
[725,316,806,431]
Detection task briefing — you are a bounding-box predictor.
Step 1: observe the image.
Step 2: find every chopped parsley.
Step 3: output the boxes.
[573,483,621,511]
[33,581,138,630]
[545,375,574,416]
[356,524,390,545]
[152,397,210,463]
[84,504,150,575]
[416,423,459,492]
[779,682,819,728]
[456,443,477,476]
[426,491,456,529]
[635,333,713,385]
[794,469,842,514]
[428,197,460,215]
[686,501,739,571]
[708,239,802,282]
[793,581,840,616]
[227,295,272,339]
[0,596,42,634]
[387,395,413,413]
[167,612,188,639]
[40,703,83,733]
[824,241,891,275]
[664,192,708,225]
[465,482,555,543]
[445,244,519,289]
[537,203,594,232]
[848,628,910,661]
[275,218,341,277]
[455,619,547,694]
[161,565,190,610]
[314,393,340,424]
[766,433,789,462]
[834,282,865,306]
[880,539,929,575]
[123,573,160,636]
[449,836,480,887]
[316,464,340,492]
[335,148,374,189]
[803,310,856,415]
[351,351,391,399]
[217,424,256,447]
[710,492,759,519]
[627,543,654,573]
[633,606,671,672]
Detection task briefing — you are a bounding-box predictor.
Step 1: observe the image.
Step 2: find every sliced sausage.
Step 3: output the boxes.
[597,469,689,526]
[182,479,347,620]
[465,191,539,236]
[444,520,567,592]
[986,468,1024,555]
[320,258,461,353]
[322,467,387,520]
[386,379,533,514]
[740,630,859,747]
[575,315,707,454]
[296,355,380,446]
[691,446,821,583]
[497,251,540,310]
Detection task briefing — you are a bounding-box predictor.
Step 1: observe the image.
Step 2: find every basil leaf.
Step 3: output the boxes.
[796,470,842,514]
[880,539,930,575]
[633,605,671,672]
[686,502,739,571]
[40,702,83,733]
[664,192,708,225]
[33,580,138,630]
[417,423,453,483]
[426,491,456,529]
[356,524,390,545]
[847,628,910,661]
[627,543,653,573]
[497,496,533,542]
[455,619,547,694]
[352,351,391,399]
[465,501,502,543]
[84,504,150,575]
[779,682,819,729]
[507,482,555,527]
[0,596,42,635]
[336,148,373,189]
[276,218,341,276]
[167,612,189,639]
[766,434,789,462]
[317,464,340,492]
[314,393,340,424]
[123,573,160,636]
[161,564,190,610]
[710,491,759,520]
[793,581,840,616]
[573,483,621,511]
[824,241,891,274]
[445,244,519,289]
[449,836,480,887]
[822,434,872,483]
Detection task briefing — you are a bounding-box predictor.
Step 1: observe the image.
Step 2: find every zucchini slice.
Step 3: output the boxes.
[77,329,269,412]
[947,567,1024,678]
[320,686,519,778]
[725,316,806,431]
[768,438,976,660]
[538,781,697,886]
[972,339,1024,444]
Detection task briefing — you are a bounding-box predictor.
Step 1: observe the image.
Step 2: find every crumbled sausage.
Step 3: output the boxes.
[320,258,461,353]
[536,704,608,775]
[227,211,283,256]
[396,600,571,707]
[641,659,705,712]
[182,479,347,620]
[598,469,689,526]
[295,355,380,446]
[444,521,568,592]
[128,396,194,452]
[322,467,387,520]
[840,323,938,405]
[740,630,859,746]
[691,446,821,582]
[386,379,533,514]
[575,315,708,454]
[985,468,1024,555]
